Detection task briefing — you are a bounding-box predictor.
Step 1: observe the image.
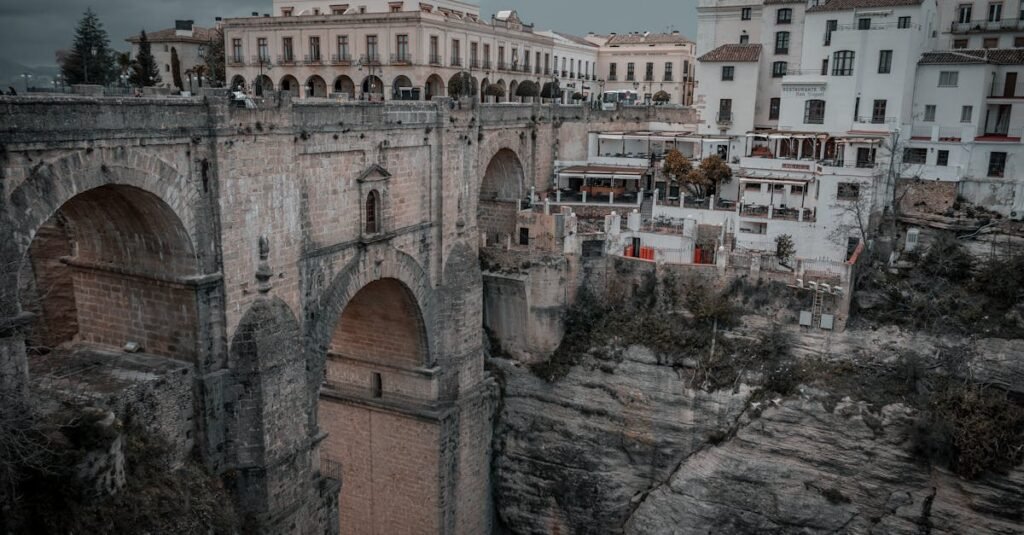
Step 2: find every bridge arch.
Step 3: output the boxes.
[478,148,526,244]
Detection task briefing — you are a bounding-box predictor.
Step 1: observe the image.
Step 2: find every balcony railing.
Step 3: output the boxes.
[523,64,532,73]
[429,53,442,65]
[664,76,674,82]
[278,54,296,65]
[469,59,480,69]
[951,18,1024,33]
[544,68,551,75]
[391,53,411,65]
[252,55,273,66]
[360,53,381,65]
[331,53,352,64]
[451,56,462,67]
[855,115,897,125]
[304,54,322,65]
[498,61,508,70]
[717,111,733,124]
[483,60,492,70]
[608,75,617,81]
[562,70,568,77]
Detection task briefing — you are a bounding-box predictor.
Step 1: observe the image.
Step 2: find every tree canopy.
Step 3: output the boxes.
[515,80,539,97]
[60,9,117,85]
[171,47,184,90]
[447,72,477,98]
[653,90,671,103]
[662,149,692,181]
[128,30,161,87]
[540,81,561,99]
[682,155,733,197]
[204,27,226,87]
[484,83,505,98]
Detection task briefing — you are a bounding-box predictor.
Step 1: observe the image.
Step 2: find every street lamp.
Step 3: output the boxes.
[21,73,32,93]
[120,73,129,88]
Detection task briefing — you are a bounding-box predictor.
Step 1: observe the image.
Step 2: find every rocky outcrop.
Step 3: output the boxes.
[492,331,1024,535]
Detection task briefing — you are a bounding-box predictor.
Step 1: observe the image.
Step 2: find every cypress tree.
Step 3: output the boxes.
[129,30,161,87]
[171,47,184,90]
[59,8,116,85]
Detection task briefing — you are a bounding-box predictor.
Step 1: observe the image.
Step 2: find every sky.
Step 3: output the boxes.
[0,0,699,70]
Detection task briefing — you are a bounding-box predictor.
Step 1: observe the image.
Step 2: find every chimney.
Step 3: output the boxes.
[174,19,194,37]
[672,30,680,35]
[252,11,258,16]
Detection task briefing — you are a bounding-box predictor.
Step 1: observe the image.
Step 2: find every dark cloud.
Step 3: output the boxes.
[0,0,698,69]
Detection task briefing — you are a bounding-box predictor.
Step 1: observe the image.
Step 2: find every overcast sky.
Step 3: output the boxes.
[0,0,698,69]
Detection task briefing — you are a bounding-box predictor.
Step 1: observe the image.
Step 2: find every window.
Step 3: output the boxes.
[954,39,969,49]
[371,372,382,398]
[430,36,440,64]
[804,99,826,124]
[769,97,781,120]
[821,58,829,75]
[898,16,911,28]
[282,7,293,16]
[338,35,349,60]
[832,50,855,76]
[858,17,871,30]
[740,34,749,44]
[451,39,460,65]
[471,42,479,66]
[366,35,378,61]
[989,2,1003,22]
[988,151,1007,177]
[825,20,837,46]
[856,148,876,167]
[232,38,242,63]
[645,62,654,81]
[627,62,636,81]
[741,7,751,20]
[664,62,673,81]
[854,97,860,120]
[872,100,887,123]
[396,34,409,61]
[939,71,958,87]
[257,38,269,62]
[777,8,792,24]
[722,65,735,80]
[484,44,491,68]
[937,150,949,166]
[772,61,788,77]
[309,36,321,62]
[878,50,892,73]
[958,4,972,23]
[791,185,804,195]
[519,228,530,246]
[924,105,936,121]
[837,182,860,200]
[365,191,380,234]
[961,105,973,123]
[745,183,761,193]
[984,37,999,49]
[775,31,790,54]
[283,37,294,62]
[904,148,927,164]
[609,63,617,81]
[719,98,733,122]
[1016,37,1024,47]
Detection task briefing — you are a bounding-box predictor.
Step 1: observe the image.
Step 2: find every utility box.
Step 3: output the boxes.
[820,314,835,331]
[799,311,812,327]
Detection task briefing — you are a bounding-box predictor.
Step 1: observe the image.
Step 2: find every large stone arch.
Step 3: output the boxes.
[3,148,201,319]
[477,147,526,245]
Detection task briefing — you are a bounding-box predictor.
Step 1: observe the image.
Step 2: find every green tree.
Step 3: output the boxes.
[653,90,670,104]
[447,71,476,98]
[775,234,796,267]
[204,27,226,87]
[683,155,733,197]
[515,80,539,97]
[129,30,161,87]
[483,83,505,98]
[170,47,184,90]
[540,81,561,99]
[60,8,117,85]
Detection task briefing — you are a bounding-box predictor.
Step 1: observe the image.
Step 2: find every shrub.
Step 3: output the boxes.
[921,234,972,281]
[447,72,477,98]
[653,90,670,103]
[483,83,505,98]
[541,81,561,99]
[775,234,796,266]
[515,80,539,97]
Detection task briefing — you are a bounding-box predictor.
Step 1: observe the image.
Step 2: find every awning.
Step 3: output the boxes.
[739,177,811,186]
[558,164,648,180]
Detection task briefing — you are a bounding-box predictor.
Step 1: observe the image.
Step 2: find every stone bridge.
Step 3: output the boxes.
[0,93,692,534]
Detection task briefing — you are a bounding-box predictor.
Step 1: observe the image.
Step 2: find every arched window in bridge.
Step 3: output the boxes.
[365,190,380,234]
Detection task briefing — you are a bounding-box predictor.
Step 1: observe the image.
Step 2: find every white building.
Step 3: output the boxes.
[588,32,697,105]
[940,0,1024,49]
[537,31,599,102]
[126,21,217,89]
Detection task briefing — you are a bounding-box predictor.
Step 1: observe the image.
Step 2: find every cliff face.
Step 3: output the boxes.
[492,331,1024,535]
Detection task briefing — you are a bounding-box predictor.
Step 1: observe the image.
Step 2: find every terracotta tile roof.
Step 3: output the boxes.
[807,0,922,12]
[698,43,762,62]
[554,32,599,48]
[126,27,218,45]
[606,32,691,46]
[919,49,1024,65]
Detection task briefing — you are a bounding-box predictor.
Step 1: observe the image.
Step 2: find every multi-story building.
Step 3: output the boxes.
[223,3,555,100]
[588,31,697,106]
[126,21,217,89]
[941,0,1024,49]
[537,31,599,103]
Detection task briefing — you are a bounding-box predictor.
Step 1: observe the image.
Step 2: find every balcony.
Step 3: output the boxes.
[252,55,273,66]
[304,54,322,65]
[483,60,492,70]
[329,53,351,65]
[360,54,381,65]
[229,56,244,66]
[664,76,674,82]
[278,54,296,65]
[498,61,508,70]
[716,111,733,124]
[562,70,568,78]
[469,59,479,69]
[977,127,1023,142]
[451,56,462,67]
[951,18,1024,33]
[391,53,411,65]
[429,54,442,66]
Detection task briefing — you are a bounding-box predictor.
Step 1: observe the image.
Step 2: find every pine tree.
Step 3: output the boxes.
[129,30,161,87]
[171,47,184,90]
[59,8,116,85]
